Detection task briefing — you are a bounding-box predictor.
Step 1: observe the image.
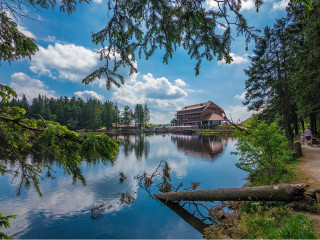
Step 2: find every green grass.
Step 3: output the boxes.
[240,202,316,239]
[199,129,216,132]
[238,150,317,239]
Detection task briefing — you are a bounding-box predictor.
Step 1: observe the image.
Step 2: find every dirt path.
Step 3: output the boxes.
[298,144,320,190]
[296,143,320,233]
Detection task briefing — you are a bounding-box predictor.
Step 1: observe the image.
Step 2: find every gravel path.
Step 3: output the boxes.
[300,144,320,190]
[298,143,320,232]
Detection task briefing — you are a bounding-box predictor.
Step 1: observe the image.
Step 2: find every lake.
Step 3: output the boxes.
[0,133,247,239]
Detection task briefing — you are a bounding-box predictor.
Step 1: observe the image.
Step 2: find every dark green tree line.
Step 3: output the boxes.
[244,2,320,148]
[0,95,152,130]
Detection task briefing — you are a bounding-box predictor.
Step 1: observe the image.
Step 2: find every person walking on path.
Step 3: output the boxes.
[304,126,312,146]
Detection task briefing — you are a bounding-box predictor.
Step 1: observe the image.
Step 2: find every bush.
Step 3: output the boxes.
[233,118,295,185]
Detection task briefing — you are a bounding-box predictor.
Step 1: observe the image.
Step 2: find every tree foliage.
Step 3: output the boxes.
[1,94,152,131]
[83,0,265,88]
[83,0,314,88]
[0,12,37,64]
[244,18,294,147]
[0,213,16,239]
[0,0,90,64]
[233,118,294,185]
[133,103,150,129]
[0,86,119,197]
[244,2,320,146]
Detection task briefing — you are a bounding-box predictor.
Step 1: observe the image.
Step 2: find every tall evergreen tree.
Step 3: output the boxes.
[134,104,144,129]
[144,104,150,126]
[244,19,294,148]
[101,101,114,130]
[121,105,133,128]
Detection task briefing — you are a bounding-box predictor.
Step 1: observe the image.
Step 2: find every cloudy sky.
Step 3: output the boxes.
[0,0,289,123]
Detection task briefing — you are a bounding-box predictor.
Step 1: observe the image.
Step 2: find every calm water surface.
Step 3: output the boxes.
[0,134,247,239]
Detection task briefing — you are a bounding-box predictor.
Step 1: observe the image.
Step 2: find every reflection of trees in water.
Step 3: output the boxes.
[0,137,115,196]
[171,134,225,160]
[114,134,150,159]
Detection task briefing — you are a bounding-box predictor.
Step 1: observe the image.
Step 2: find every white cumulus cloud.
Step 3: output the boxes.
[234,91,246,100]
[112,73,187,123]
[175,79,187,87]
[44,35,57,43]
[273,0,289,10]
[218,53,248,65]
[224,105,253,123]
[29,43,99,82]
[10,72,55,101]
[112,73,187,105]
[206,0,255,11]
[74,90,105,101]
[17,25,36,39]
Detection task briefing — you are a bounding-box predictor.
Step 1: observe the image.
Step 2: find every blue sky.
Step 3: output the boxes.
[0,0,289,124]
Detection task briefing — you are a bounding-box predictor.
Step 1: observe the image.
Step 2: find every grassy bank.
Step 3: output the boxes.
[237,151,317,239]
[204,120,318,239]
[196,125,236,135]
[204,154,317,239]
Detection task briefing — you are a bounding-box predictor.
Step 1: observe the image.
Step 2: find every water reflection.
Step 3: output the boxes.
[0,134,246,239]
[171,134,224,160]
[113,134,150,159]
[160,200,210,234]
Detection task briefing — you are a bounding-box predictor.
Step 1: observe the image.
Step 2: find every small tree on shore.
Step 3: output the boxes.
[233,118,294,185]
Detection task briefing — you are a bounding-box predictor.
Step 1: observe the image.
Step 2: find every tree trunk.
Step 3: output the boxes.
[293,112,299,135]
[314,114,318,135]
[154,184,306,202]
[301,118,305,133]
[275,51,293,149]
[293,141,302,156]
[310,113,315,135]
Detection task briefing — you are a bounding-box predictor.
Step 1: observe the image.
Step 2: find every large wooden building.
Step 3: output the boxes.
[171,101,224,128]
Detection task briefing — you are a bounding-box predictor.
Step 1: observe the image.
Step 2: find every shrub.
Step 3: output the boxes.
[233,118,295,185]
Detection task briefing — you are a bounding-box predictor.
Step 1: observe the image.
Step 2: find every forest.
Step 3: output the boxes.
[0,95,150,131]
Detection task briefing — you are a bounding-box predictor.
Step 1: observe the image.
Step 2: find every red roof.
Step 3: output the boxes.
[201,113,224,121]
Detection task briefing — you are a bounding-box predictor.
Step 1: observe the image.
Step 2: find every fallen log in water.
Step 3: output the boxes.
[154,184,307,202]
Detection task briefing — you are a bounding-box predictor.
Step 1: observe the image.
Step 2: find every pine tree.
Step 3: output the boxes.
[121,105,133,129]
[144,103,150,126]
[244,19,295,148]
[134,104,144,129]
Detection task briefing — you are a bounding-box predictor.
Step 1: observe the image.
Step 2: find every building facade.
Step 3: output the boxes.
[171,101,224,128]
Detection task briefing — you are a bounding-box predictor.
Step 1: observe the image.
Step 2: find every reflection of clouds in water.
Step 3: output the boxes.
[1,180,96,237]
[156,147,171,156]
[167,158,188,178]
[1,134,208,237]
[0,202,30,237]
[2,160,141,237]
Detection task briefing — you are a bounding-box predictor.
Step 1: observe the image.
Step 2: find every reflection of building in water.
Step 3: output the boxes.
[171,134,224,160]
